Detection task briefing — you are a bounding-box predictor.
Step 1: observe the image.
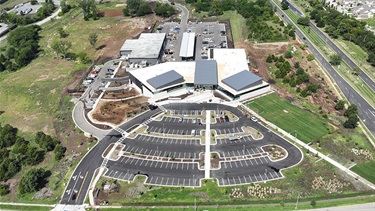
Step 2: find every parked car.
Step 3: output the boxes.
[191,130,196,136]
[251,116,257,122]
[192,118,197,124]
[224,115,229,122]
[178,117,183,123]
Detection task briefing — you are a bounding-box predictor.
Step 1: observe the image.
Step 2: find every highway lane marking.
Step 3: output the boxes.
[75,171,88,202]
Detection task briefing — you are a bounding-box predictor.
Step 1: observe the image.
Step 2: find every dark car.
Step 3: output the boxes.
[224,115,229,122]
[148,104,158,110]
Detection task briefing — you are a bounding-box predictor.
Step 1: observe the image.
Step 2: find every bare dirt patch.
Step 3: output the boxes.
[92,96,149,125]
[100,9,124,17]
[102,89,139,99]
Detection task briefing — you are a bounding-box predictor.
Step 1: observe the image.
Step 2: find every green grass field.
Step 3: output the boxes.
[218,11,246,44]
[0,205,52,211]
[351,161,375,184]
[247,93,329,143]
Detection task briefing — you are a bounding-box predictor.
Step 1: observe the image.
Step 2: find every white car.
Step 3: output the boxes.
[251,116,257,122]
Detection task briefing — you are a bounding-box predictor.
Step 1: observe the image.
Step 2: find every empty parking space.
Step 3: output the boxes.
[215,127,242,135]
[162,116,201,125]
[147,125,202,136]
[170,110,203,116]
[215,171,283,186]
[220,157,270,169]
[105,158,204,187]
[216,135,254,144]
[121,135,203,159]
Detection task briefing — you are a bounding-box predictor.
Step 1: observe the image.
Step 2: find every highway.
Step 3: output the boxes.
[271,0,375,138]
[285,0,375,91]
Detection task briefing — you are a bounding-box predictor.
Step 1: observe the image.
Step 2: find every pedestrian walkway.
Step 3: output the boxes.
[205,110,211,178]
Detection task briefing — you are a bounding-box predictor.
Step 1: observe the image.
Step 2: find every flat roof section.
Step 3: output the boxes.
[221,70,262,92]
[194,60,218,85]
[120,33,166,59]
[147,70,184,90]
[179,32,196,58]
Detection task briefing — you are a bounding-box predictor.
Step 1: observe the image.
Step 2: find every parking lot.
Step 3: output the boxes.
[170,109,203,116]
[122,134,203,159]
[213,156,284,186]
[105,158,204,187]
[216,135,255,144]
[147,126,202,136]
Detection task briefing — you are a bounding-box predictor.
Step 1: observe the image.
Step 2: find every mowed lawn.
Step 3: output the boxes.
[351,162,375,184]
[247,93,329,143]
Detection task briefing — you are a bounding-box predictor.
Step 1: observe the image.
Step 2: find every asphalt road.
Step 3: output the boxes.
[285,0,375,92]
[271,1,375,138]
[60,108,162,205]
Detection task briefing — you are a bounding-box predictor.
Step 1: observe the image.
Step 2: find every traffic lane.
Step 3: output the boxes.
[106,158,204,185]
[309,23,375,91]
[121,137,204,159]
[60,136,114,204]
[273,4,375,137]
[114,108,162,134]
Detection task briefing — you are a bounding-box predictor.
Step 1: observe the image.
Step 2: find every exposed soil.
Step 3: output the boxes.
[99,9,124,17]
[103,143,115,158]
[237,39,339,115]
[211,153,220,169]
[102,89,139,99]
[92,96,149,125]
[236,40,289,82]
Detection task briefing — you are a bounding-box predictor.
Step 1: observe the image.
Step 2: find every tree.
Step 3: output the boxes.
[51,38,72,59]
[136,3,151,16]
[126,0,142,15]
[18,168,50,194]
[297,17,310,26]
[57,27,68,38]
[352,67,361,75]
[344,104,358,117]
[281,0,289,10]
[368,53,375,66]
[329,54,342,65]
[24,146,45,166]
[344,115,359,128]
[310,200,317,208]
[335,100,345,110]
[0,184,10,196]
[307,54,315,61]
[89,33,98,49]
[54,144,67,161]
[284,51,293,58]
[35,131,58,151]
[79,0,97,20]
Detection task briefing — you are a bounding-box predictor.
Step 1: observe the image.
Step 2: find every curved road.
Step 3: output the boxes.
[285,0,375,91]
[271,0,375,138]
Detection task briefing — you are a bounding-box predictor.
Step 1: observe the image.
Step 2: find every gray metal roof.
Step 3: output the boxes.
[147,70,184,90]
[120,33,166,59]
[179,32,195,58]
[194,60,218,85]
[221,70,262,91]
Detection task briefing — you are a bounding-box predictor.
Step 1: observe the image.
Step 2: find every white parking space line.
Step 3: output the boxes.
[254,159,258,165]
[259,158,263,164]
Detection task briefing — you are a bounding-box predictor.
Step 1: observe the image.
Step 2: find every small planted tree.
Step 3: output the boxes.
[89,33,98,50]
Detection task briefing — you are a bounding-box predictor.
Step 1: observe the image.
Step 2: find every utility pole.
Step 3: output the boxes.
[295,192,300,209]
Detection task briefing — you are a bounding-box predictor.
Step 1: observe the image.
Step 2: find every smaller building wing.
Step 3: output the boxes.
[147,70,184,90]
[221,70,262,91]
[179,32,196,58]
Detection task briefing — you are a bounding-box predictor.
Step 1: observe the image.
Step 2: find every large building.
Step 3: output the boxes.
[128,49,270,101]
[120,33,167,66]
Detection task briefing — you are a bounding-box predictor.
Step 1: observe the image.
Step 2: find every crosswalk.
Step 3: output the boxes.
[101,158,109,167]
[143,119,153,125]
[159,105,167,112]
[114,127,126,134]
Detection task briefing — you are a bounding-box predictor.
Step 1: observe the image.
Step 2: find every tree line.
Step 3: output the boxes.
[0,25,41,72]
[123,0,175,18]
[308,1,375,66]
[0,0,56,25]
[0,124,66,196]
[186,0,295,42]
